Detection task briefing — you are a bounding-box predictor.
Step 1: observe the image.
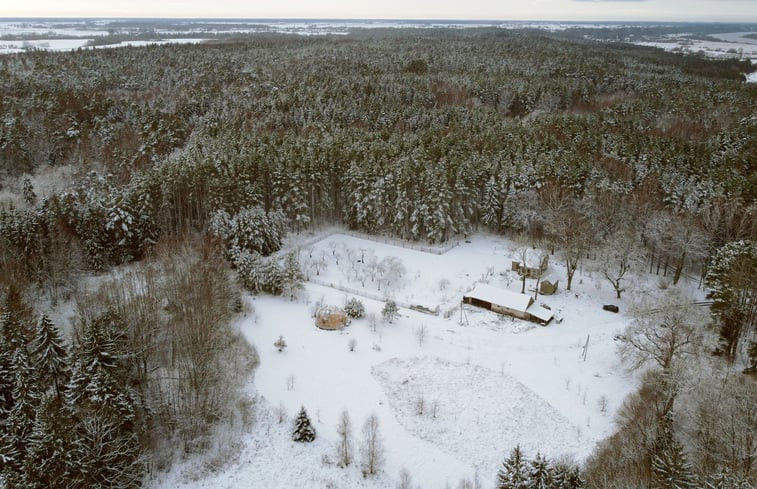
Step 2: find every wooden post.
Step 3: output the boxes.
[582,334,590,362]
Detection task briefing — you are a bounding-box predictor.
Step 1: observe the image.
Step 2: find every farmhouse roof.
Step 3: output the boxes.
[541,273,558,284]
[513,248,546,266]
[528,305,554,322]
[465,283,532,312]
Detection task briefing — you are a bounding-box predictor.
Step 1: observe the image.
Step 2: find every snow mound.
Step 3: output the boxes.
[372,357,584,472]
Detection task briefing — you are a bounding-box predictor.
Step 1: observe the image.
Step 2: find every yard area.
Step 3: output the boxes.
[158,232,657,489]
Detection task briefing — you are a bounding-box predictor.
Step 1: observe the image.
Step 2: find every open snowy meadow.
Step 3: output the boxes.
[153,232,680,489]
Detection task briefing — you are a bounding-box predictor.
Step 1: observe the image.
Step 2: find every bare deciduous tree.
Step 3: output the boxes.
[361,413,384,477]
[616,289,703,372]
[415,323,427,347]
[336,410,353,468]
[598,227,643,299]
[397,467,413,489]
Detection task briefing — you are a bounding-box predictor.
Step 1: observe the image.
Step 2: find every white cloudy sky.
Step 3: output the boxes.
[0,0,754,22]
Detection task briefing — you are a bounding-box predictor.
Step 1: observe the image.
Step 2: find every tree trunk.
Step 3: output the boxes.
[672,252,685,285]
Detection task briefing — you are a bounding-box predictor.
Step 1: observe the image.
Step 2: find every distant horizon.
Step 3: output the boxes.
[1,16,755,25]
[2,0,756,24]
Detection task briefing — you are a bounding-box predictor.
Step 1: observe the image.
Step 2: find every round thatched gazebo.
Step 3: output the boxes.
[315,306,350,330]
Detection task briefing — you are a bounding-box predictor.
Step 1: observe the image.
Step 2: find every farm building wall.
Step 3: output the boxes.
[464,297,493,310]
[491,303,530,320]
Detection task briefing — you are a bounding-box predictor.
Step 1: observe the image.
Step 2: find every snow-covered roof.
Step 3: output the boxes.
[541,273,558,284]
[512,248,547,267]
[317,305,347,317]
[527,305,554,322]
[464,283,532,312]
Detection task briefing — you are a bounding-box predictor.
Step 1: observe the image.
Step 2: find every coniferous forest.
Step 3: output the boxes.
[0,28,755,488]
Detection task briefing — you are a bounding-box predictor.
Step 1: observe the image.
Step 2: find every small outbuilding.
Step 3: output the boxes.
[315,306,350,330]
[511,250,549,279]
[539,273,559,295]
[462,283,553,325]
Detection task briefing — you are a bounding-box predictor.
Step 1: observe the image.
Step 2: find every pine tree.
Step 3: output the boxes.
[344,298,365,319]
[651,441,696,489]
[65,311,137,425]
[497,445,529,489]
[1,286,34,355]
[292,406,316,442]
[481,176,502,230]
[651,411,695,489]
[31,314,68,402]
[281,251,305,301]
[23,396,73,488]
[64,312,141,489]
[382,300,399,324]
[528,453,552,489]
[705,240,757,361]
[0,348,41,484]
[22,178,36,207]
[552,463,583,489]
[0,336,13,412]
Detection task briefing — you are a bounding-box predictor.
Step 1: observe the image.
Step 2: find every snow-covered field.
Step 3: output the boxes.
[0,38,91,54]
[633,31,757,63]
[0,37,208,54]
[151,232,663,489]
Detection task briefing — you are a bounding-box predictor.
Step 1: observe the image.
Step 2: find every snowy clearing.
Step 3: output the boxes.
[632,31,757,67]
[152,232,682,489]
[0,38,91,54]
[0,37,208,54]
[373,357,587,469]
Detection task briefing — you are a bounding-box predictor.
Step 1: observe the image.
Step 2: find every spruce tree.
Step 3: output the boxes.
[382,300,399,323]
[292,406,316,442]
[497,445,529,489]
[650,411,695,489]
[0,348,41,484]
[23,396,73,488]
[528,453,553,489]
[64,312,141,488]
[651,441,696,489]
[31,314,68,402]
[281,251,305,301]
[553,463,583,489]
[0,336,13,412]
[65,313,135,422]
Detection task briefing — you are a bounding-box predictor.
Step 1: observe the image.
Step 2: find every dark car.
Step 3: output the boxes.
[603,304,619,313]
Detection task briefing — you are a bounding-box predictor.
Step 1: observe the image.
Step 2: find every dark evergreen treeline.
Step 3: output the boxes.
[1,32,754,276]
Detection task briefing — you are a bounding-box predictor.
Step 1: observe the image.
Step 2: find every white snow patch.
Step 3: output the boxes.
[372,357,585,470]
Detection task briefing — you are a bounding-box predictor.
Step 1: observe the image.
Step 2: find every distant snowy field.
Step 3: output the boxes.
[0,38,91,54]
[150,232,666,489]
[0,37,207,54]
[633,31,757,69]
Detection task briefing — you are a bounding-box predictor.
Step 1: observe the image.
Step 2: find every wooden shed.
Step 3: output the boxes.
[539,273,559,295]
[315,306,350,330]
[463,283,553,325]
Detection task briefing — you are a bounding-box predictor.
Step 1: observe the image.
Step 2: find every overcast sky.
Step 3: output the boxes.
[1,0,754,23]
